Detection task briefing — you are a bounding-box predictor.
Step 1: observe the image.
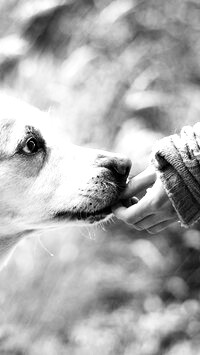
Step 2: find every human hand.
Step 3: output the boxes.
[113,166,178,234]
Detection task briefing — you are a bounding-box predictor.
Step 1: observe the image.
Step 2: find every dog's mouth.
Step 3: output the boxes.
[53,175,128,224]
[54,205,112,223]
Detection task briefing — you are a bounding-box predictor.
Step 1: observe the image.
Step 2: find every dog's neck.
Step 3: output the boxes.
[0,229,33,269]
[0,232,23,253]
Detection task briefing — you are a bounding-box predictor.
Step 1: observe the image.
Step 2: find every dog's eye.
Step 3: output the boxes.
[16,127,46,157]
[22,137,40,155]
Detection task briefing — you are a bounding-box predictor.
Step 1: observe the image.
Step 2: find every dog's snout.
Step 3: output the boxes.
[115,158,131,177]
[96,154,132,178]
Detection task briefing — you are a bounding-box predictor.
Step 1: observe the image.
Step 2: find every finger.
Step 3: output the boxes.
[121,165,156,199]
[112,202,143,230]
[121,197,139,208]
[135,213,177,230]
[112,194,152,224]
[148,178,169,207]
[131,197,139,204]
[146,219,177,234]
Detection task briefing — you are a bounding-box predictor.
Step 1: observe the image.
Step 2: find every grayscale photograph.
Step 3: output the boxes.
[0,0,200,354]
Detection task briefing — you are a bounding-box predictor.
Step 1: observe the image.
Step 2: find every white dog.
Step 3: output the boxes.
[0,94,131,266]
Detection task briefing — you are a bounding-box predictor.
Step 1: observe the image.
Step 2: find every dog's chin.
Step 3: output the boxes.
[54,205,112,224]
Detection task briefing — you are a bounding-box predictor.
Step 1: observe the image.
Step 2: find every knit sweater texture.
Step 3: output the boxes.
[152,123,200,227]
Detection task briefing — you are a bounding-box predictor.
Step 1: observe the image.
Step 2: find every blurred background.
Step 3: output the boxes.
[1,0,200,354]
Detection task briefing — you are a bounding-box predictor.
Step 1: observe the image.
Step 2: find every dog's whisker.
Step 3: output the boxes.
[98,220,107,232]
[38,236,54,257]
[85,226,96,240]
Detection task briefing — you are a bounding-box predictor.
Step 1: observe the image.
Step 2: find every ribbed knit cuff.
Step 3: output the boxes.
[152,135,200,227]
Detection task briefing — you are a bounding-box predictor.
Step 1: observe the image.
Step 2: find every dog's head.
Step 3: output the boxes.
[0,94,131,234]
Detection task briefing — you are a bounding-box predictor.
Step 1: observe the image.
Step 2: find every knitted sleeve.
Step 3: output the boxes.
[151,123,200,227]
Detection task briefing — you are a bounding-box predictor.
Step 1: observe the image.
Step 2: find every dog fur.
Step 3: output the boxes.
[0,94,131,266]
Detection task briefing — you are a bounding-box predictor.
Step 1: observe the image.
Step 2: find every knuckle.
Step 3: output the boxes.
[116,211,132,224]
[115,211,126,221]
[125,215,134,224]
[147,229,155,235]
[147,226,160,234]
[136,221,147,230]
[132,225,142,231]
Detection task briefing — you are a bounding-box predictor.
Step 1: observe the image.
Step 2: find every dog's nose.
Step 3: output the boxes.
[96,154,132,179]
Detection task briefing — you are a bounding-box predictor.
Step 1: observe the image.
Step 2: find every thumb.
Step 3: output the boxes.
[121,165,156,199]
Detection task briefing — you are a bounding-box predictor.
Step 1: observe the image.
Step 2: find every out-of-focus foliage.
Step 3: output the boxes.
[1,0,200,354]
